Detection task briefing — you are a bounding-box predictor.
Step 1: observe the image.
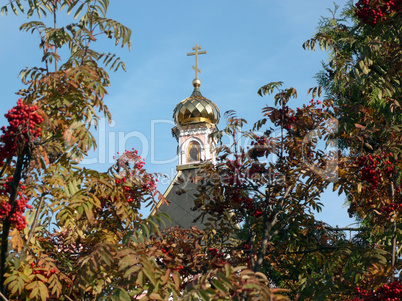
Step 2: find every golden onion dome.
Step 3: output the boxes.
[173,80,220,125]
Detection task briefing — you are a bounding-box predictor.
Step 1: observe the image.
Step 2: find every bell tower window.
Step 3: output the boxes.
[187,141,201,163]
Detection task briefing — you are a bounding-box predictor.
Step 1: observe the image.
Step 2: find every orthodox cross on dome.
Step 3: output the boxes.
[187,44,207,81]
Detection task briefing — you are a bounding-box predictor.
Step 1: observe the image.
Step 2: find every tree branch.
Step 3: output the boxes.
[0,149,25,296]
[269,246,340,255]
[324,227,362,232]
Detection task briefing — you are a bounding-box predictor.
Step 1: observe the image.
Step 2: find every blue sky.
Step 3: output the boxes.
[0,0,356,227]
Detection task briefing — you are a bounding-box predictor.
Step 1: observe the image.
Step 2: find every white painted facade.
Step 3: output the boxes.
[175,125,217,166]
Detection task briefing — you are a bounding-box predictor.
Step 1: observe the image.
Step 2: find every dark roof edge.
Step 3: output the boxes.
[150,170,182,217]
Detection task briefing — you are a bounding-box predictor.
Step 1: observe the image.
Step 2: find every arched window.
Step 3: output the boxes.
[187,141,201,163]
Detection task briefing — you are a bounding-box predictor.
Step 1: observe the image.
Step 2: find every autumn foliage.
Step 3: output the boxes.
[0,0,400,300]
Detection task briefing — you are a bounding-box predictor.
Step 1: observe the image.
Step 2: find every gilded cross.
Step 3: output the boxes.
[187,44,207,80]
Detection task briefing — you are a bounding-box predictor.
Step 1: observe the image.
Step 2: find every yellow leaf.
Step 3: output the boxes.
[148,293,163,300]
[10,228,23,252]
[38,281,49,301]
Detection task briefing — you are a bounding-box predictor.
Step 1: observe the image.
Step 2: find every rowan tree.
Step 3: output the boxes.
[190,82,354,299]
[189,1,402,299]
[303,0,401,298]
[0,1,285,300]
[0,1,180,300]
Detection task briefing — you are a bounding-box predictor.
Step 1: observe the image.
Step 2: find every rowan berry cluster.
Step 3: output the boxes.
[0,177,13,220]
[0,202,11,220]
[353,152,402,215]
[115,177,126,185]
[351,280,402,300]
[8,195,32,230]
[155,235,195,277]
[220,159,266,218]
[115,176,157,205]
[0,179,32,230]
[227,157,242,169]
[99,195,113,209]
[225,188,264,218]
[207,247,226,266]
[250,136,268,157]
[160,249,184,273]
[246,163,267,181]
[355,0,399,26]
[0,176,13,193]
[294,99,328,120]
[115,149,158,194]
[111,149,159,207]
[114,177,133,203]
[268,106,296,130]
[30,262,58,280]
[354,152,394,191]
[308,98,325,109]
[224,159,245,186]
[381,202,402,214]
[141,175,157,192]
[0,99,43,163]
[115,149,145,170]
[241,243,251,250]
[159,248,173,265]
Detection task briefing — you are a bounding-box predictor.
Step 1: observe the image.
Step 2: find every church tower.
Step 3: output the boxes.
[172,44,220,169]
[152,44,220,229]
[172,82,220,168]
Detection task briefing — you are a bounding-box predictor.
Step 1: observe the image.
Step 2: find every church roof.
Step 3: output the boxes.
[152,169,207,230]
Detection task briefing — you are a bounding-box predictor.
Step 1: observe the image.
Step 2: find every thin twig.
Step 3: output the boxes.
[0,291,8,301]
[266,246,340,255]
[65,295,74,301]
[21,194,46,256]
[53,0,58,72]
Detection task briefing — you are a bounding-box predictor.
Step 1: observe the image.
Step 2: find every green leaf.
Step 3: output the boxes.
[243,283,261,290]
[199,290,210,301]
[123,265,141,278]
[257,81,283,97]
[143,266,157,286]
[112,288,131,301]
[1,5,8,16]
[73,3,85,19]
[137,271,144,287]
[10,1,18,15]
[210,279,228,294]
[141,223,150,239]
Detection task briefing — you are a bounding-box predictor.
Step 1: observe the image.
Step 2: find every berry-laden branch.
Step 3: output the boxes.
[0,99,43,296]
[351,280,402,300]
[355,0,399,27]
